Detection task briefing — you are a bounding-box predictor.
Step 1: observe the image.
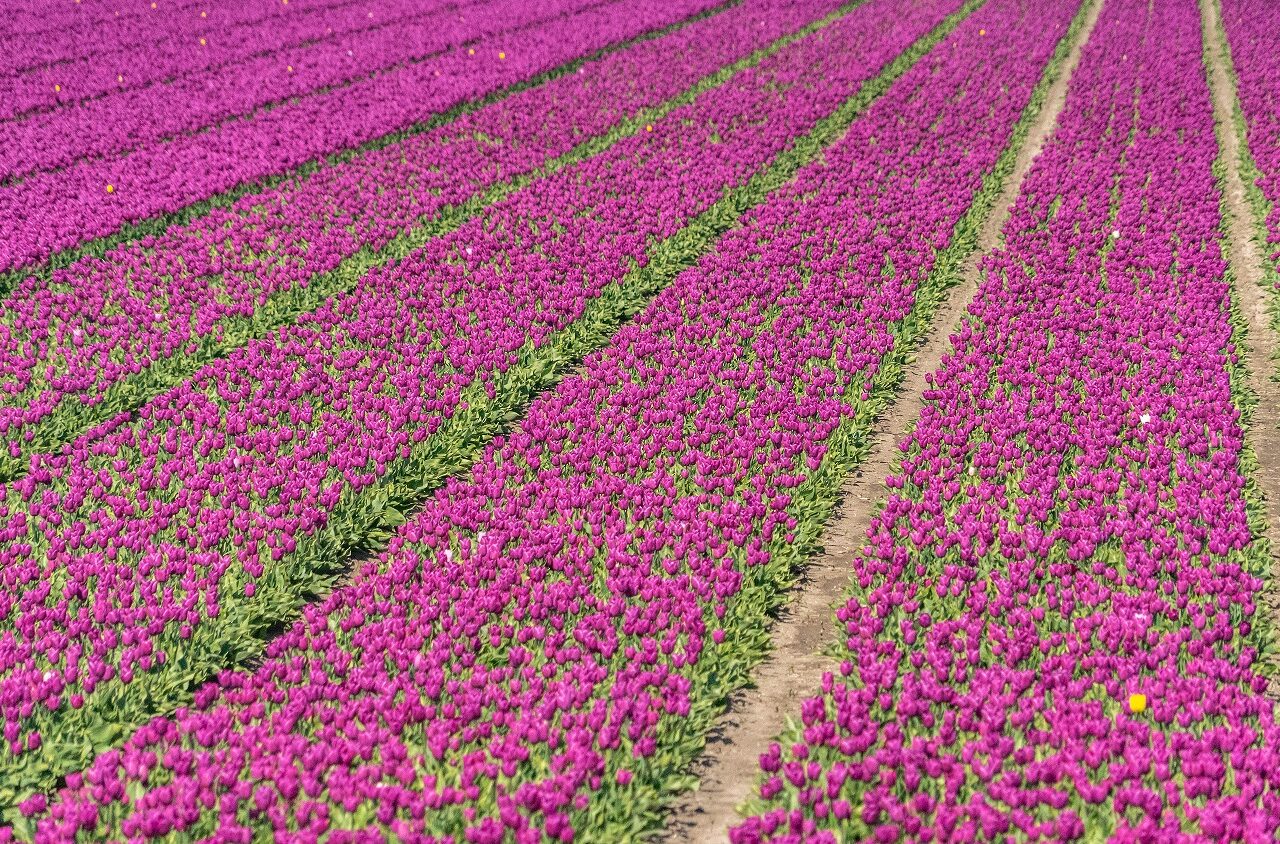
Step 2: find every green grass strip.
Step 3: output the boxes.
[0,0,872,484]
[0,0,739,297]
[0,0,984,820]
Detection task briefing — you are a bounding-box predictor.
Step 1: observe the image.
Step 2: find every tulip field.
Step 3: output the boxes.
[3,0,1280,839]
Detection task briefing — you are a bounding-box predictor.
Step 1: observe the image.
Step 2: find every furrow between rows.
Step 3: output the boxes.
[0,0,973,818]
[2,0,1077,837]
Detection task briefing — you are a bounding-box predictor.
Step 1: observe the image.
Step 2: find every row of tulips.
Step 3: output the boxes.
[1,0,618,184]
[6,0,457,119]
[733,0,1280,839]
[0,0,972,817]
[0,0,737,294]
[0,0,721,273]
[0,0,852,483]
[1,0,1081,837]
[0,0,334,74]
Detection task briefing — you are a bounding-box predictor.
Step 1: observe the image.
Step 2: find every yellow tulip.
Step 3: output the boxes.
[1128,693,1147,714]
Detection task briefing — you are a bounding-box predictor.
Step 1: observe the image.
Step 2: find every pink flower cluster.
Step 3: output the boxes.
[0,0,844,476]
[0,0,720,271]
[0,0,343,78]
[4,0,459,121]
[1220,0,1280,278]
[733,0,1280,840]
[0,0,955,815]
[8,0,1075,838]
[2,0,606,182]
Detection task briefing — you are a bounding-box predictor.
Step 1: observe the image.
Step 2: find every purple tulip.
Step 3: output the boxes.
[0,0,721,271]
[734,0,1280,840]
[7,0,1073,837]
[0,0,847,474]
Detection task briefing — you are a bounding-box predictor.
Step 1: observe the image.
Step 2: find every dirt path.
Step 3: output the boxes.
[1200,0,1280,684]
[659,1,1104,839]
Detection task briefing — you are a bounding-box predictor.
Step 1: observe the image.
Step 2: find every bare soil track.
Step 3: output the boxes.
[1201,0,1280,689]
[660,0,1104,838]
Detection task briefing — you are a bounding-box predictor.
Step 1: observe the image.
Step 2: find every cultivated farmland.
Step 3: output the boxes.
[2,0,1279,840]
